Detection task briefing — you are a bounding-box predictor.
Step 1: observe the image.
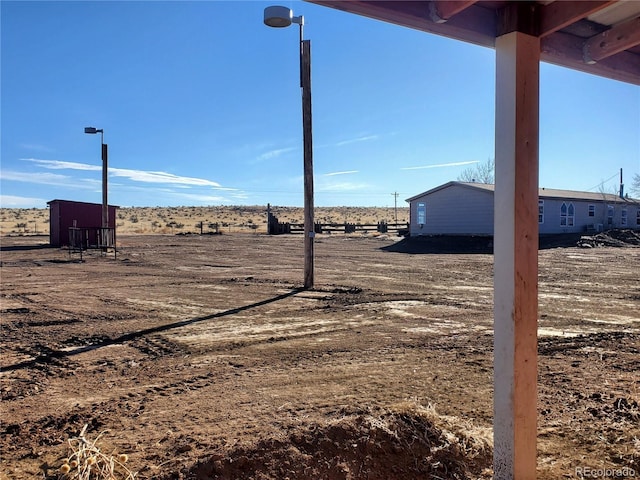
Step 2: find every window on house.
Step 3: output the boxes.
[560,202,575,227]
[538,200,544,224]
[621,208,627,226]
[588,204,595,217]
[417,203,426,225]
[607,205,614,225]
[568,203,575,226]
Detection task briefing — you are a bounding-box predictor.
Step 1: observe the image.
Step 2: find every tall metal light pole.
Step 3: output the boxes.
[264,5,315,289]
[84,127,108,231]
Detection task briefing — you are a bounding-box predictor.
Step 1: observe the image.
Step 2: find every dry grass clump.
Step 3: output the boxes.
[58,425,135,480]
[389,400,494,474]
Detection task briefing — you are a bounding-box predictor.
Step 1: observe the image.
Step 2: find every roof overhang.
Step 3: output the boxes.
[47,199,120,208]
[306,1,640,86]
[406,182,640,203]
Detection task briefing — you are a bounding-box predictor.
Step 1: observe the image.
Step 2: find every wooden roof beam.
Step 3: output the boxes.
[583,15,640,63]
[497,2,540,37]
[542,30,640,85]
[308,0,497,48]
[428,0,477,24]
[538,1,615,37]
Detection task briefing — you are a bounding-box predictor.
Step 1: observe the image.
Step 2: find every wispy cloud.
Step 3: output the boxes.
[109,167,221,187]
[257,135,375,161]
[323,170,359,177]
[0,194,48,207]
[230,192,249,200]
[22,158,223,188]
[24,158,101,171]
[318,135,378,149]
[317,181,370,192]
[20,144,55,153]
[256,147,296,162]
[401,160,479,170]
[154,187,248,205]
[287,173,369,193]
[168,192,227,203]
[0,169,99,188]
[334,135,378,147]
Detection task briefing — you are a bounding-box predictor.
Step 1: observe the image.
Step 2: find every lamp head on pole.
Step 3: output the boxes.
[84,127,103,134]
[264,5,303,28]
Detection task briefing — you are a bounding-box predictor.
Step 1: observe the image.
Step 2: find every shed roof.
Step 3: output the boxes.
[306,1,640,86]
[47,199,120,208]
[406,181,640,203]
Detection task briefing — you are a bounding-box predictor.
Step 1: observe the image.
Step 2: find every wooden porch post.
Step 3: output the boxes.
[493,30,540,479]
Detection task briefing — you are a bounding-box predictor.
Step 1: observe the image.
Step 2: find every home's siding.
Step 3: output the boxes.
[540,199,594,234]
[408,183,640,237]
[540,198,640,234]
[409,185,494,236]
[618,203,640,230]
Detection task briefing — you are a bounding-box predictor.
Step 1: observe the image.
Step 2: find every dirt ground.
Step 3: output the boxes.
[1,233,638,479]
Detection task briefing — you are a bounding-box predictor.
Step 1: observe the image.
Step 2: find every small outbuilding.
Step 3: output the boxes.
[48,199,118,247]
[407,181,640,237]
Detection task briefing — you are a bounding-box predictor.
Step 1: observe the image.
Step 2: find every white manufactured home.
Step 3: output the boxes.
[407,181,640,237]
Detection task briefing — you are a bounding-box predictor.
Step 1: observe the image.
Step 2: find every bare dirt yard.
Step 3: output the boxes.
[1,233,638,479]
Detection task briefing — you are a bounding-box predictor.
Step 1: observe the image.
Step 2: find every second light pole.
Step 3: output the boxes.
[84,126,108,231]
[264,5,315,289]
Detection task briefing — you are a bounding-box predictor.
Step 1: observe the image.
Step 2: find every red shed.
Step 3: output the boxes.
[47,199,118,247]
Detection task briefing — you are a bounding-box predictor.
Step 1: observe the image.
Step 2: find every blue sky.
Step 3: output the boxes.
[1,1,638,208]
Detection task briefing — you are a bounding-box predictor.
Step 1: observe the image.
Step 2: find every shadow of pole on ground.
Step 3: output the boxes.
[0,288,303,373]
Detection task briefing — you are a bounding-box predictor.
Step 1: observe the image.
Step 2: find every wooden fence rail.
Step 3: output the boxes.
[275,221,408,235]
[265,206,408,236]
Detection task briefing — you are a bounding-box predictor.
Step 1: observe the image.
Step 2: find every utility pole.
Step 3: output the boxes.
[102,142,108,230]
[264,6,314,289]
[391,192,399,225]
[301,38,314,289]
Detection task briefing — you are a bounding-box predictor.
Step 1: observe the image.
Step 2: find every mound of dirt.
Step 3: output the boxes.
[578,229,640,248]
[169,405,493,480]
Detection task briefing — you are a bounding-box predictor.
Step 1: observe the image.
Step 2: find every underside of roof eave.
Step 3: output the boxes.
[305,0,640,87]
[306,0,496,48]
[406,183,640,205]
[542,33,640,86]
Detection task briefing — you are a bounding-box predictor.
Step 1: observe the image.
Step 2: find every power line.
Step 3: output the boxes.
[584,171,620,192]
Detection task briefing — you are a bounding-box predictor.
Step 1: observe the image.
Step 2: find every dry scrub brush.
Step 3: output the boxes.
[58,424,136,480]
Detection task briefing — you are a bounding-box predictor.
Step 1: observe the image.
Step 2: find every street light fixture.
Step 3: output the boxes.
[264,5,315,290]
[84,126,108,232]
[84,126,102,136]
[264,5,303,29]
